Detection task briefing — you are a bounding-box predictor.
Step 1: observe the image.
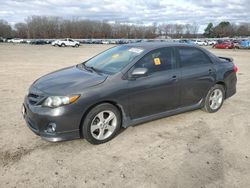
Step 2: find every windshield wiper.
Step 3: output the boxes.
[81,64,101,74]
[87,66,98,73]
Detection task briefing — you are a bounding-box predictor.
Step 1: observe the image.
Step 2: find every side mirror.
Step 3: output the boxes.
[131,68,148,78]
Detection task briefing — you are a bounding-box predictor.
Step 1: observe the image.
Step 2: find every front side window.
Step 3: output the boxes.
[178,47,211,67]
[134,47,175,75]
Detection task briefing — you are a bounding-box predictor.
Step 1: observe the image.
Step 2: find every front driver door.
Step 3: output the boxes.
[127,47,180,120]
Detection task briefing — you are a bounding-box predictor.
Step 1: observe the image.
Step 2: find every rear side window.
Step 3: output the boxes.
[178,47,211,67]
[135,47,175,74]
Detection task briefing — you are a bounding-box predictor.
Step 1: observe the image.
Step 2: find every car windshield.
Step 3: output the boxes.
[83,46,144,74]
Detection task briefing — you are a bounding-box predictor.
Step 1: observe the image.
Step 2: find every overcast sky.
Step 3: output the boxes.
[0,0,249,31]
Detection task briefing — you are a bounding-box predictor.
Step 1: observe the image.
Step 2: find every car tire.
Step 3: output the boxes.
[61,43,66,47]
[75,44,79,48]
[82,103,121,144]
[203,84,225,113]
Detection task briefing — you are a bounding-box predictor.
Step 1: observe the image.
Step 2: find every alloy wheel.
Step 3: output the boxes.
[209,89,223,110]
[90,111,117,140]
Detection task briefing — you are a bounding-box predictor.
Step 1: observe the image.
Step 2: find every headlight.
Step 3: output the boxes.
[43,95,80,108]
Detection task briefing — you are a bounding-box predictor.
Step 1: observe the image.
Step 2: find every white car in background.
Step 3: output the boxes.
[207,40,217,45]
[52,38,80,47]
[8,38,24,43]
[193,40,207,46]
[101,40,109,44]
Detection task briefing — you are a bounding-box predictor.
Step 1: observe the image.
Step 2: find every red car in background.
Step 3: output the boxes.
[213,42,234,49]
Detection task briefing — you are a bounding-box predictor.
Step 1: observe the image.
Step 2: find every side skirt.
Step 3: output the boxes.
[122,99,203,128]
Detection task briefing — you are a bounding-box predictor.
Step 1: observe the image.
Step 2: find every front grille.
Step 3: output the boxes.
[28,87,45,105]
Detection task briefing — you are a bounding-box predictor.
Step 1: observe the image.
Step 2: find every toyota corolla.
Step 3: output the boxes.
[22,43,237,144]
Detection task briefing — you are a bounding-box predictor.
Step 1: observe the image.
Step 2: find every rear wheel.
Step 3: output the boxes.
[61,43,66,47]
[203,84,225,113]
[82,103,121,144]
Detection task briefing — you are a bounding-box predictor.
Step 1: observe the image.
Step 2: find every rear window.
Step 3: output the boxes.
[178,47,211,67]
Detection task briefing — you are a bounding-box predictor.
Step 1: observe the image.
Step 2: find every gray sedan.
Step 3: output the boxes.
[22,42,237,144]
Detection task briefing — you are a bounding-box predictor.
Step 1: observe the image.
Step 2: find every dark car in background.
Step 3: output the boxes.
[22,43,237,144]
[30,39,47,45]
[0,37,5,42]
[178,39,194,45]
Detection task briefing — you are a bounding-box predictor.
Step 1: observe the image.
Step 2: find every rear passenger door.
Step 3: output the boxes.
[177,47,216,107]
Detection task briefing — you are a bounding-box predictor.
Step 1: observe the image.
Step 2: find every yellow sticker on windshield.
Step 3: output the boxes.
[112,54,119,58]
[154,58,161,65]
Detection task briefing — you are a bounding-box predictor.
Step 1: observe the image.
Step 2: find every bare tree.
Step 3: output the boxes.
[0,19,12,38]
[14,23,28,38]
[237,23,250,36]
[185,24,192,38]
[190,23,199,38]
[174,24,184,38]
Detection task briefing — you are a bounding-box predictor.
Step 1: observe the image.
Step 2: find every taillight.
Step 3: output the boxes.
[233,65,238,73]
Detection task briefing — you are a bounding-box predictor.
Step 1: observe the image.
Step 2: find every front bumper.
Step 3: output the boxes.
[22,96,81,142]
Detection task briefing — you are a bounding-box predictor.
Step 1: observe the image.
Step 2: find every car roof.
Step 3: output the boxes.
[124,42,196,50]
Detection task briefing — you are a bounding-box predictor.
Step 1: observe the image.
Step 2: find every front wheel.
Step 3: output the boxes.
[82,103,121,144]
[203,84,225,113]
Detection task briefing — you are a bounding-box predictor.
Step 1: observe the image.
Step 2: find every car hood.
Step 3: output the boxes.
[32,66,107,95]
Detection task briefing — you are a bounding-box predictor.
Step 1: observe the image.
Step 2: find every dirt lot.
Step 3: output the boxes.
[0,43,250,188]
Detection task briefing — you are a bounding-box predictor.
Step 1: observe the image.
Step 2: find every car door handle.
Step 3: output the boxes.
[171,75,178,81]
[208,69,213,74]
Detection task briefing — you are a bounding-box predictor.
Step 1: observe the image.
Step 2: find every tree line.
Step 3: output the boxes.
[0,16,250,39]
[1,16,152,39]
[204,21,250,38]
[0,16,199,39]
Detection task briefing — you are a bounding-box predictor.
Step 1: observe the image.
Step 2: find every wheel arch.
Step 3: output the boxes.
[203,81,226,106]
[79,100,126,138]
[215,81,226,92]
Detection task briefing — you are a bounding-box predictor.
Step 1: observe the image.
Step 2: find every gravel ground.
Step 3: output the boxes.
[0,43,250,188]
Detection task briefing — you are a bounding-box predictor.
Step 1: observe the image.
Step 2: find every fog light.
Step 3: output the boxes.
[47,123,57,133]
